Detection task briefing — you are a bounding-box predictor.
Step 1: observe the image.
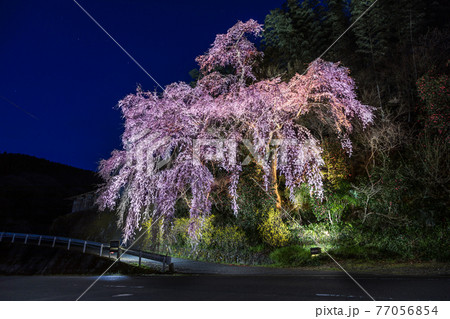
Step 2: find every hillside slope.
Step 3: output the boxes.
[0,153,102,233]
[0,243,157,275]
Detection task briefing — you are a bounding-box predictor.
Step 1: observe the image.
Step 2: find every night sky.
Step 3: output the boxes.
[0,0,284,171]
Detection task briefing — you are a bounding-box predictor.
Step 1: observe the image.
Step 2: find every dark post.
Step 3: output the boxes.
[109,240,120,259]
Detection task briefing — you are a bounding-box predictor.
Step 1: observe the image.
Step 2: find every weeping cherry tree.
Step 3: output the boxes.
[97,20,374,243]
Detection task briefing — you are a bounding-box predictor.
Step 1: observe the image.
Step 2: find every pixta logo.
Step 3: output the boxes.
[316,306,360,318]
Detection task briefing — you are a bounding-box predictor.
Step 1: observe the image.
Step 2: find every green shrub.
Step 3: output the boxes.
[291,222,345,246]
[258,207,290,247]
[321,139,351,190]
[325,224,450,261]
[235,165,275,244]
[269,245,313,266]
[367,225,450,261]
[166,215,272,264]
[170,217,191,245]
[328,245,398,260]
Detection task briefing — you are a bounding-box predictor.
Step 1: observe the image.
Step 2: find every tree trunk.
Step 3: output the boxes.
[271,151,282,210]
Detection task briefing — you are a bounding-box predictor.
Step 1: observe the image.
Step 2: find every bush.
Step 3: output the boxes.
[170,217,191,245]
[258,207,290,247]
[269,245,314,266]
[166,215,271,264]
[365,225,450,261]
[328,245,398,260]
[235,164,275,243]
[350,160,411,225]
[323,224,450,261]
[309,192,355,224]
[416,72,449,138]
[291,222,345,246]
[321,139,351,190]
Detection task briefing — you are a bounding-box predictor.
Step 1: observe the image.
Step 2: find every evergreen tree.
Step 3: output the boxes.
[322,0,351,62]
[262,0,328,77]
[350,0,389,65]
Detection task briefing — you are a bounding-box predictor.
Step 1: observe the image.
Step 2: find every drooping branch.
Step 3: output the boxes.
[97,19,374,243]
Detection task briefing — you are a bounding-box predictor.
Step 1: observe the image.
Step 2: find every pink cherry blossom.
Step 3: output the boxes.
[97,20,374,243]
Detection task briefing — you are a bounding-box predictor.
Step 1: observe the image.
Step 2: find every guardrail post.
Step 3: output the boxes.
[67,239,71,250]
[38,236,42,246]
[12,234,15,243]
[100,244,103,256]
[24,235,28,244]
[52,237,56,248]
[83,241,87,253]
[162,256,166,272]
[139,250,142,267]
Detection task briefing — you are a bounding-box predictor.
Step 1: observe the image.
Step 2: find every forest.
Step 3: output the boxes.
[97,0,449,267]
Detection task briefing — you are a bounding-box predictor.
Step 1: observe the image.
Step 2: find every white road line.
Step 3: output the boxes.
[112,293,134,297]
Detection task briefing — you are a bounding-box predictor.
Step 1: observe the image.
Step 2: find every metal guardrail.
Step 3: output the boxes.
[0,231,172,271]
[125,249,171,271]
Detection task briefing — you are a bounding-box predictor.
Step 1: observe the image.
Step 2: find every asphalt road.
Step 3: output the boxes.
[0,274,448,301]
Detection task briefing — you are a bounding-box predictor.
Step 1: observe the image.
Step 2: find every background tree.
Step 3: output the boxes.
[262,0,329,77]
[259,0,449,228]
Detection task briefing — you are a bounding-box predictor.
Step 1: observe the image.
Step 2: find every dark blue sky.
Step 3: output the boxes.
[0,0,284,171]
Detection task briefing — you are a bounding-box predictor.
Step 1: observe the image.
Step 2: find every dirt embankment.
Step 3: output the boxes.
[0,243,157,275]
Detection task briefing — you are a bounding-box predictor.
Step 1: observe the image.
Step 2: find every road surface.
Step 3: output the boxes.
[0,274,448,301]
